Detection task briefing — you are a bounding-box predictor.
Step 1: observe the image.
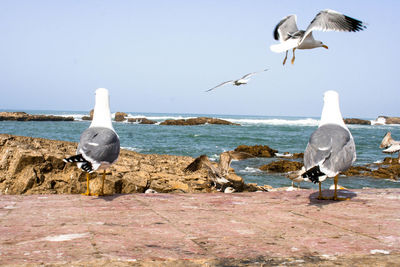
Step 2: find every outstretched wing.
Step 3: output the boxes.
[273,15,299,42]
[241,69,268,80]
[218,151,255,176]
[206,80,234,92]
[301,9,366,44]
[184,155,221,177]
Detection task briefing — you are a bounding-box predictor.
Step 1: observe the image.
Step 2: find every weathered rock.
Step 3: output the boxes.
[0,134,254,195]
[0,112,73,121]
[344,118,371,125]
[127,118,156,124]
[114,112,127,122]
[234,145,278,158]
[383,116,400,124]
[259,160,303,173]
[160,117,239,126]
[82,109,94,121]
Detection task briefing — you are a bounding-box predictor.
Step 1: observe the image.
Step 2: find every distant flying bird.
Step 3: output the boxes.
[302,91,356,201]
[270,9,367,65]
[380,132,400,164]
[184,151,254,190]
[64,88,120,196]
[206,69,268,92]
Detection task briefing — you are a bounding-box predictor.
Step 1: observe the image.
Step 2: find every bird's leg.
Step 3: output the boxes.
[333,175,350,201]
[317,182,323,199]
[297,182,300,189]
[291,48,296,64]
[94,170,106,196]
[82,172,91,196]
[283,50,288,65]
[291,181,294,187]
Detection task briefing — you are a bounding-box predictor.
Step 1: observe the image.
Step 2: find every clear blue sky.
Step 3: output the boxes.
[1,0,399,118]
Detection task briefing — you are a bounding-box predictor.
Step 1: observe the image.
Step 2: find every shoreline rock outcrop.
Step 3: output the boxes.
[344,118,371,125]
[127,118,156,124]
[0,112,73,121]
[234,145,278,158]
[0,134,262,195]
[160,117,239,126]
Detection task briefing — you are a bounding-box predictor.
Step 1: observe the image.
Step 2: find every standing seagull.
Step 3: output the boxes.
[206,69,268,92]
[270,9,366,65]
[64,88,120,196]
[302,91,356,200]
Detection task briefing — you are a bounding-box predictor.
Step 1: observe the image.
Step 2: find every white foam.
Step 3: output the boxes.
[276,153,293,158]
[240,167,262,173]
[221,118,319,126]
[121,146,142,152]
[371,117,386,125]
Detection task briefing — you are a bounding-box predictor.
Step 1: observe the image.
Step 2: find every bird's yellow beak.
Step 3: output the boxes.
[322,44,329,49]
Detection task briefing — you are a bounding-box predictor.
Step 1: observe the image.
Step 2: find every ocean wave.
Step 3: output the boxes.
[121,146,143,152]
[221,118,319,126]
[125,114,195,121]
[239,167,262,173]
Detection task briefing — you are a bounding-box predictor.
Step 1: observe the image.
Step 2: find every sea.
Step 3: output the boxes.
[1,110,399,190]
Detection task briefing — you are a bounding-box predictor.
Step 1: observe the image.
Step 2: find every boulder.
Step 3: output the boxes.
[160,117,239,126]
[114,112,127,122]
[0,112,73,121]
[127,118,156,124]
[259,160,303,173]
[385,117,400,124]
[234,145,278,158]
[344,118,371,125]
[82,109,94,121]
[0,134,261,195]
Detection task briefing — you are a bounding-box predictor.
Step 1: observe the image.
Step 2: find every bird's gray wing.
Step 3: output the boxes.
[206,80,234,92]
[273,15,299,42]
[301,9,366,43]
[77,127,120,164]
[241,69,268,79]
[304,124,356,176]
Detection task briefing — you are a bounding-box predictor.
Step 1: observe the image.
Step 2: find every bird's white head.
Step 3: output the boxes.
[90,88,114,130]
[319,90,346,128]
[320,41,328,49]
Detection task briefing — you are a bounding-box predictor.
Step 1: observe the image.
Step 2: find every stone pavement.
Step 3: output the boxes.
[0,189,399,266]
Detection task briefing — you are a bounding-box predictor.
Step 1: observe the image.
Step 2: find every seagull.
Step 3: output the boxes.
[206,69,268,92]
[302,91,356,201]
[286,166,305,189]
[184,151,254,190]
[270,9,367,65]
[63,88,120,196]
[380,132,400,163]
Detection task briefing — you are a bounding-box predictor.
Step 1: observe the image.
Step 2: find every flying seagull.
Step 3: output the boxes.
[184,151,254,190]
[302,91,356,201]
[270,9,367,65]
[206,69,268,92]
[64,88,120,196]
[380,132,400,164]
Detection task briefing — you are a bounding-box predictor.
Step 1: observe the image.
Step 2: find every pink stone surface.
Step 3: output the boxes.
[0,189,399,265]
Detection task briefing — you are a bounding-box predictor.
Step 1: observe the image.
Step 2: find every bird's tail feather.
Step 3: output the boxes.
[63,154,87,163]
[302,166,326,184]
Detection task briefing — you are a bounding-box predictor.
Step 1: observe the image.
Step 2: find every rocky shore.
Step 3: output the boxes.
[0,134,266,195]
[0,112,73,121]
